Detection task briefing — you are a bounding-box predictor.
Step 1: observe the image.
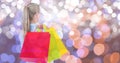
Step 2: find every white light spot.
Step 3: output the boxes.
[87,8,92,13]
[91,14,101,23]
[9,13,15,18]
[1,4,6,8]
[97,11,102,16]
[78,13,83,18]
[17,4,22,10]
[5,31,14,39]
[10,26,16,32]
[111,13,116,18]
[107,6,113,14]
[5,6,11,14]
[69,31,74,36]
[74,8,80,13]
[16,21,21,26]
[103,4,108,8]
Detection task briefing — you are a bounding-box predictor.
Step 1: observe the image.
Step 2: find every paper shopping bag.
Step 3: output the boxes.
[45,27,68,63]
[51,28,68,56]
[20,32,50,63]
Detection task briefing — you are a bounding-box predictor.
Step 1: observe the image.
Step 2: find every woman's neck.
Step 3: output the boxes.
[31,19,38,24]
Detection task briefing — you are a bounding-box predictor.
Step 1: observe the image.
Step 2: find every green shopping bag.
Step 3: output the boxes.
[48,27,68,56]
[37,25,68,63]
[44,26,68,63]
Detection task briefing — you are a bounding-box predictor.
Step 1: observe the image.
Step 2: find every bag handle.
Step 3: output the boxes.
[36,24,48,32]
[43,24,47,32]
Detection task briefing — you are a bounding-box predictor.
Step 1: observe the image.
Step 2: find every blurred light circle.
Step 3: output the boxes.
[69,30,74,36]
[17,4,22,10]
[60,53,70,61]
[69,29,80,40]
[11,45,17,53]
[93,31,102,39]
[111,13,116,18]
[87,8,92,13]
[77,13,84,18]
[9,13,15,18]
[65,55,77,63]
[73,38,82,49]
[77,47,89,58]
[8,55,15,63]
[97,11,102,16]
[5,31,14,39]
[66,39,74,47]
[107,6,113,14]
[72,19,78,24]
[0,53,8,62]
[76,58,82,63]
[82,28,92,35]
[77,48,84,58]
[10,26,16,32]
[1,4,6,8]
[5,6,11,14]
[16,21,22,26]
[93,44,105,56]
[99,24,110,33]
[81,34,93,46]
[16,45,21,53]
[91,14,101,23]
[110,52,120,63]
[74,8,80,13]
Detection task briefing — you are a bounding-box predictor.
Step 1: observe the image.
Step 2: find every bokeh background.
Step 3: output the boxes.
[0,0,120,63]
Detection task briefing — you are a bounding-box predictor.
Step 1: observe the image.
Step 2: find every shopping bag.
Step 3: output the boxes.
[20,32,50,63]
[50,28,68,56]
[43,26,68,63]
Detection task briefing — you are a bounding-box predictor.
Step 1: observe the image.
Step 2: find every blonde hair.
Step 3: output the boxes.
[23,3,40,36]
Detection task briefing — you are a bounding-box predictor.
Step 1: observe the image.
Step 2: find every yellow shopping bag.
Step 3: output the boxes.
[43,25,68,63]
[37,25,69,63]
[49,27,68,56]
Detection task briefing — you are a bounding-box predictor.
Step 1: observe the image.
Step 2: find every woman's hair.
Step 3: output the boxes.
[23,3,40,36]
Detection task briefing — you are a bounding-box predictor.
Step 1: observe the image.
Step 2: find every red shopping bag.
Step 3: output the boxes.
[20,32,50,63]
